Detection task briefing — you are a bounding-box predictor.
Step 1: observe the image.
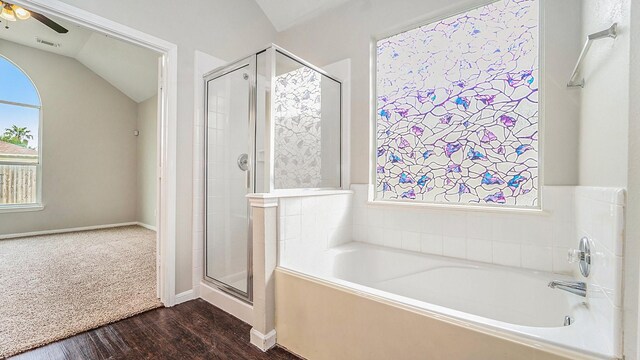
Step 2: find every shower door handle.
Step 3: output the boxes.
[237,153,250,189]
[237,153,249,171]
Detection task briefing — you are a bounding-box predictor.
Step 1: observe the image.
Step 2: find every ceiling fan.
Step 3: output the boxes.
[0,1,68,33]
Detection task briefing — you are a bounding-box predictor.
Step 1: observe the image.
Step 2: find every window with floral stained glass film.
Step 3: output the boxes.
[375,0,539,207]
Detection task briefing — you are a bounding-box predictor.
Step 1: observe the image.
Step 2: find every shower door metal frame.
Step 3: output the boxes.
[203,55,256,304]
[262,45,344,193]
[202,44,345,303]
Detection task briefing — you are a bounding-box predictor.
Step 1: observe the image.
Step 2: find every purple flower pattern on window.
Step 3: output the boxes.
[375,0,539,206]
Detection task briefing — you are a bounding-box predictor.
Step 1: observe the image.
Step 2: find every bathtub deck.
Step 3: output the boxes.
[12,299,300,360]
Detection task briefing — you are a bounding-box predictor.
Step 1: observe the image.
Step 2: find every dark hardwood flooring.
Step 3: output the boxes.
[11,299,301,360]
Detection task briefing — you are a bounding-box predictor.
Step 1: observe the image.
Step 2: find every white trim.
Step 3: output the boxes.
[159,46,179,307]
[0,204,44,214]
[367,199,549,215]
[246,189,353,200]
[250,329,277,352]
[136,222,157,231]
[200,281,254,325]
[0,99,40,109]
[12,0,179,307]
[175,289,196,305]
[0,222,138,240]
[247,196,279,209]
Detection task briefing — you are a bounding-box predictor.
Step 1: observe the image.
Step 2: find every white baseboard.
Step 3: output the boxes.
[175,289,196,305]
[136,222,157,231]
[0,222,141,240]
[199,281,253,325]
[250,329,277,352]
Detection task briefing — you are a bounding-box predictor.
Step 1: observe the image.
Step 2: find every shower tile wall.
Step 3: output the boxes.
[192,52,226,299]
[351,184,576,273]
[204,73,251,291]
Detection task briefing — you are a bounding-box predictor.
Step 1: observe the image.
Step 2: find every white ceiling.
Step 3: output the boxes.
[254,0,351,32]
[0,14,159,103]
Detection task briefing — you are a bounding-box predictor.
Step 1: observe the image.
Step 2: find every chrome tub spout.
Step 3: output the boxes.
[548,280,587,297]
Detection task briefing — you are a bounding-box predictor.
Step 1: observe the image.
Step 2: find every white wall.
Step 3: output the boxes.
[625,0,640,358]
[276,0,583,186]
[577,1,634,357]
[56,0,278,293]
[543,0,582,185]
[579,0,630,188]
[136,95,158,227]
[0,40,138,234]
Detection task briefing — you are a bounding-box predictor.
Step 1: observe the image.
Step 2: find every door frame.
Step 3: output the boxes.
[14,0,179,306]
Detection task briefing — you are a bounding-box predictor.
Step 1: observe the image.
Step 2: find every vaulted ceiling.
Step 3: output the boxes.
[254,0,351,32]
[0,13,159,103]
[0,0,349,103]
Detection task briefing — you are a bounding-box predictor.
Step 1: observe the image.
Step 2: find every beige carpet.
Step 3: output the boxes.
[0,225,162,358]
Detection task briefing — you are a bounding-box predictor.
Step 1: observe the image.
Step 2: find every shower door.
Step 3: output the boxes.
[204,57,255,302]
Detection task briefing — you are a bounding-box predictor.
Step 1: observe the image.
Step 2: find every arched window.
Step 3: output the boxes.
[0,55,41,208]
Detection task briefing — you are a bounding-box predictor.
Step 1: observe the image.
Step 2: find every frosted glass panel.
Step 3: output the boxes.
[375,0,539,207]
[273,51,341,189]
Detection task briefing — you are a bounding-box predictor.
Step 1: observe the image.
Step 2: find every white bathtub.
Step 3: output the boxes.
[282,241,613,359]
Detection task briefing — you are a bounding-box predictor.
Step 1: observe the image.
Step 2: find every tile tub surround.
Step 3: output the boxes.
[278,185,625,278]
[352,184,582,274]
[274,186,626,359]
[278,192,353,271]
[575,187,625,357]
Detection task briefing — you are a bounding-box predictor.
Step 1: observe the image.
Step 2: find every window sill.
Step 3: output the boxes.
[0,204,45,214]
[367,200,549,216]
[247,189,353,199]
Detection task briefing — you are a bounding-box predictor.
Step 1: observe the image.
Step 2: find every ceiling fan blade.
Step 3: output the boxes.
[29,11,68,34]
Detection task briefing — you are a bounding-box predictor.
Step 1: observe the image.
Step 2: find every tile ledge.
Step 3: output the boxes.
[247,189,353,199]
[366,200,551,216]
[574,186,626,206]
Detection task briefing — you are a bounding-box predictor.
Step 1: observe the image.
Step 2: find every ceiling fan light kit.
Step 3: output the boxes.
[1,4,16,22]
[13,5,31,20]
[0,1,67,33]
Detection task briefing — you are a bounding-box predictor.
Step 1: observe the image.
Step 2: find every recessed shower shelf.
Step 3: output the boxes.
[567,23,617,88]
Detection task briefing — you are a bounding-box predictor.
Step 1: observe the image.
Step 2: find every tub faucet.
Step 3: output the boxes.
[548,280,587,297]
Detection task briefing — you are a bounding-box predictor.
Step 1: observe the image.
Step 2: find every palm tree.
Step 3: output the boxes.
[2,125,33,147]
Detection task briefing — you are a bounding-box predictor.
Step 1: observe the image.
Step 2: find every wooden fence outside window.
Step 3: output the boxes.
[0,165,37,204]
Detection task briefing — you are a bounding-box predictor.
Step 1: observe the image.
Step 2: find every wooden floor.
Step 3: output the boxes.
[12,299,301,360]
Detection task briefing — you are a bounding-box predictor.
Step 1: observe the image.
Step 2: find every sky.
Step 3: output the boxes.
[0,56,40,150]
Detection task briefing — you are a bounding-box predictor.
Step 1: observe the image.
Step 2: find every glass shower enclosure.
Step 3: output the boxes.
[203,45,342,302]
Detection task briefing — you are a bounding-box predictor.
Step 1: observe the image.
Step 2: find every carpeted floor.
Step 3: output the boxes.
[0,225,162,359]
